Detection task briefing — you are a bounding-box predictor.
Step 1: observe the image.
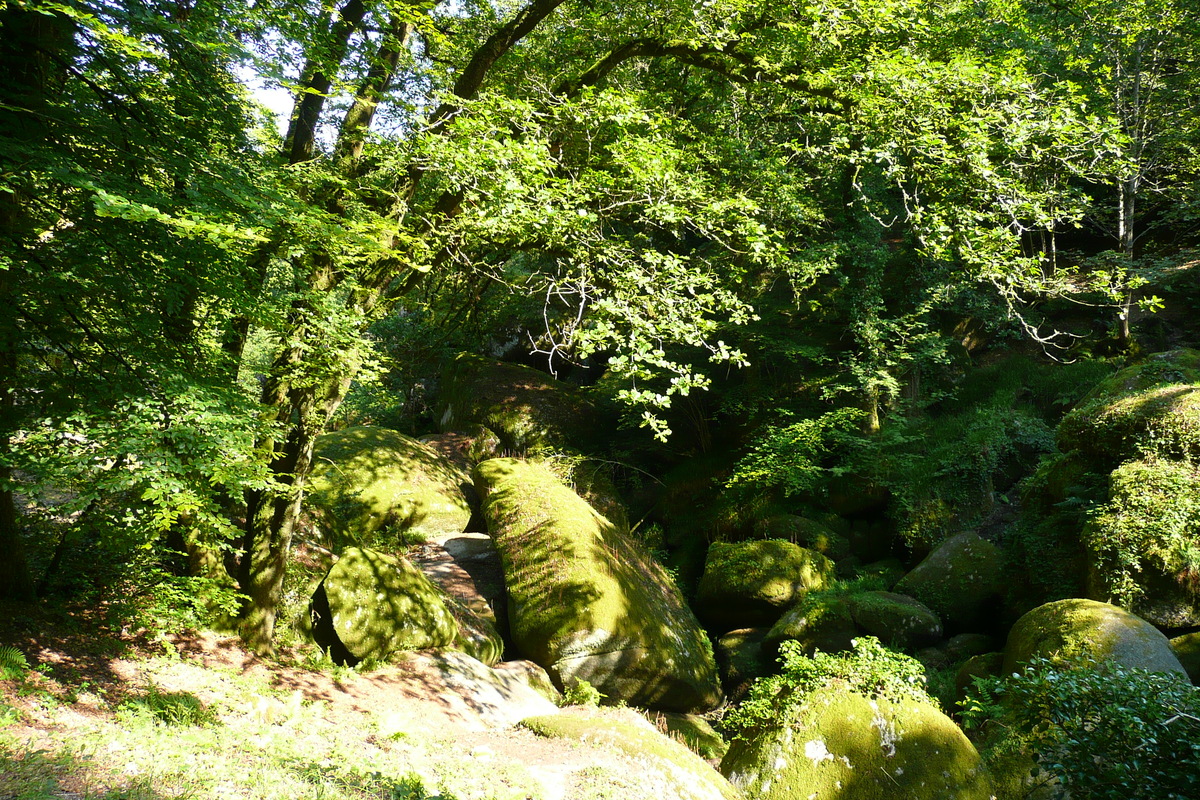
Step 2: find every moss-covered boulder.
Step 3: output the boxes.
[752,515,850,561]
[1169,631,1200,684]
[719,685,993,800]
[893,531,1006,632]
[310,547,460,663]
[845,591,943,651]
[1082,458,1200,628]
[438,353,602,453]
[1002,598,1186,676]
[695,540,835,629]
[476,458,722,711]
[307,427,474,547]
[1057,348,1200,467]
[521,707,744,800]
[764,595,858,659]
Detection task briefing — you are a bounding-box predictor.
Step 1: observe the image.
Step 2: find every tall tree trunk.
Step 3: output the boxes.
[0,2,75,600]
[235,0,570,654]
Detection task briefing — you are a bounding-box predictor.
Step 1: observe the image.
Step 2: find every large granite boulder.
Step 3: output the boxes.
[764,595,858,659]
[1057,348,1200,468]
[1082,458,1200,628]
[695,540,835,629]
[521,707,743,800]
[307,427,474,547]
[438,353,603,453]
[893,531,1006,632]
[1002,598,1186,676]
[845,591,943,650]
[764,590,941,658]
[719,684,993,800]
[309,547,461,664]
[476,458,722,711]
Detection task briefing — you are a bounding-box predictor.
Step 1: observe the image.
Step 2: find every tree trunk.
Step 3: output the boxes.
[0,2,75,601]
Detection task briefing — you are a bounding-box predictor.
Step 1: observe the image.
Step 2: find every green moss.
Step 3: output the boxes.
[521,708,744,800]
[438,353,603,453]
[696,540,835,628]
[476,458,721,711]
[719,685,993,800]
[764,596,856,659]
[1002,598,1186,676]
[643,711,730,761]
[893,532,1005,632]
[1169,631,1200,684]
[307,427,473,548]
[1057,348,1200,467]
[312,547,459,662]
[1083,458,1200,627]
[845,591,942,651]
[753,515,850,560]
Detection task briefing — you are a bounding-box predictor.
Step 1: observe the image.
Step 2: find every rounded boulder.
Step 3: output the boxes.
[476,458,722,712]
[1002,598,1186,676]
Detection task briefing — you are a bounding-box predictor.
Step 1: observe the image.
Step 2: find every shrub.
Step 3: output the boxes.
[725,636,933,737]
[963,657,1200,799]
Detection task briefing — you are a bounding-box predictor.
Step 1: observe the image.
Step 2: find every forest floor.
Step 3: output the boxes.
[0,602,677,800]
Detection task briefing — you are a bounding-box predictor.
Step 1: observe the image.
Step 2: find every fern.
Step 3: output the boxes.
[0,646,30,680]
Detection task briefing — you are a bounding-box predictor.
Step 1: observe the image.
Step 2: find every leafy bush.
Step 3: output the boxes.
[963,657,1200,799]
[559,678,605,708]
[726,636,932,737]
[1083,457,1200,605]
[726,407,866,498]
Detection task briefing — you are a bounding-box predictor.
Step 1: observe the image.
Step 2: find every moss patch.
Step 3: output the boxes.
[476,458,722,711]
[1169,631,1200,684]
[1082,458,1200,627]
[845,591,942,651]
[696,540,835,629]
[311,547,459,663]
[893,532,1005,633]
[521,707,743,800]
[719,684,993,800]
[307,427,473,547]
[439,353,603,453]
[1057,348,1200,467]
[1002,598,1186,676]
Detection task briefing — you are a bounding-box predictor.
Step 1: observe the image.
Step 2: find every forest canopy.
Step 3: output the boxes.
[1,0,1198,655]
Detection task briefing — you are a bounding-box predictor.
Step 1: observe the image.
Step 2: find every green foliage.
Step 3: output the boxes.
[120,685,216,727]
[559,679,606,708]
[726,407,865,497]
[726,636,932,737]
[0,647,30,681]
[1083,458,1200,605]
[964,657,1200,799]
